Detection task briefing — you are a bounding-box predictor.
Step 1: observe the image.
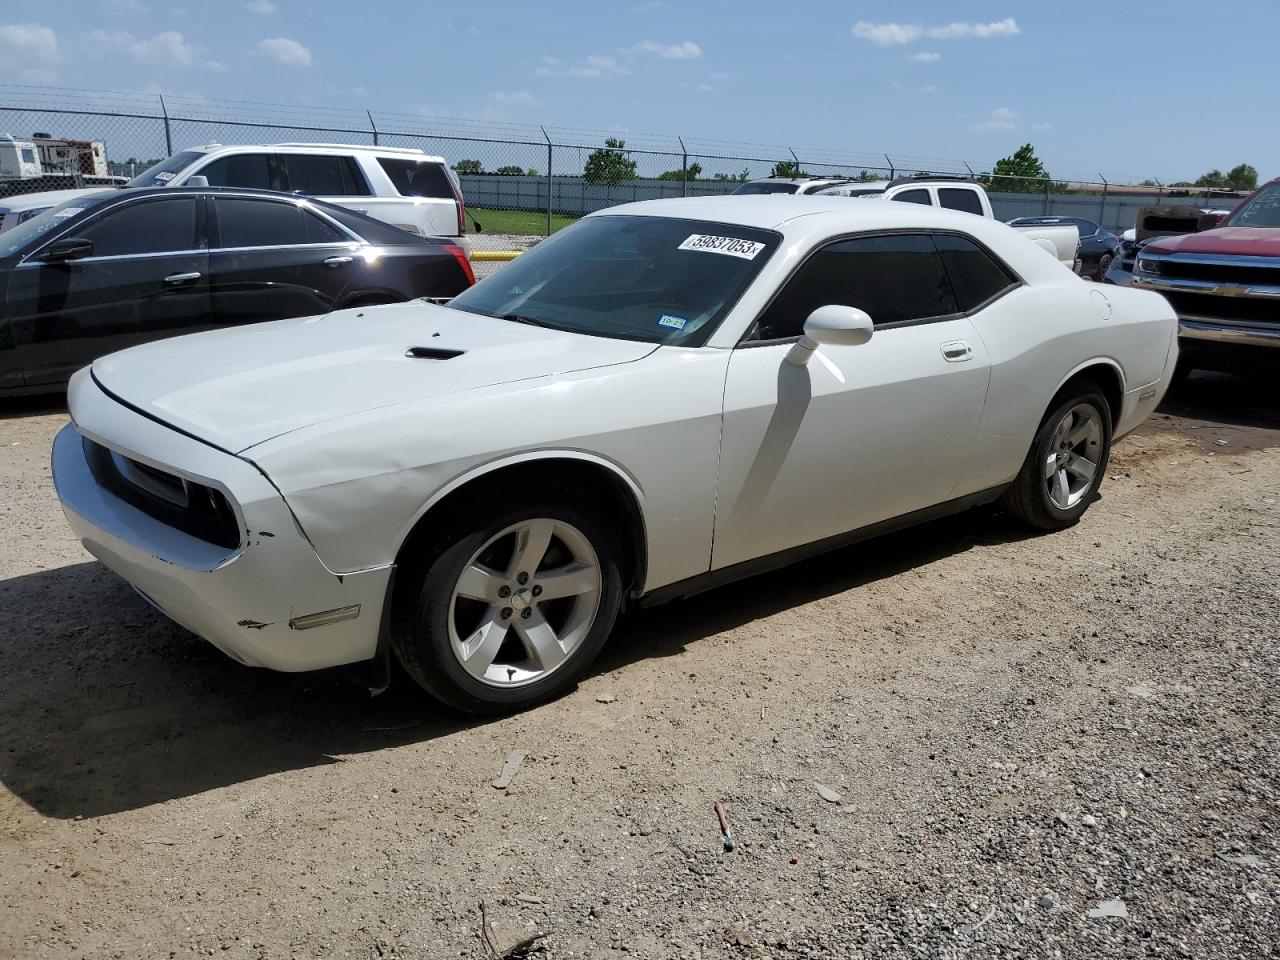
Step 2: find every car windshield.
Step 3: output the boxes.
[732,182,799,195]
[1227,182,1280,228]
[446,215,780,345]
[125,151,205,188]
[0,194,110,257]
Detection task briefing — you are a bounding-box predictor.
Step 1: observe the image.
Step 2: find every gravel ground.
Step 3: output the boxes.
[468,233,542,279]
[1,372,1277,959]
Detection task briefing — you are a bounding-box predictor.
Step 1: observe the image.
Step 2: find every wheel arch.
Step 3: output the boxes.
[391,451,650,600]
[1052,358,1124,425]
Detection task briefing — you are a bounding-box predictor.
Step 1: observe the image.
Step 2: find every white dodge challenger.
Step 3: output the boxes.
[53,196,1178,712]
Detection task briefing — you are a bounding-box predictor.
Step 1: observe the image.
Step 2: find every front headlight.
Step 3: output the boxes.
[1136,256,1161,275]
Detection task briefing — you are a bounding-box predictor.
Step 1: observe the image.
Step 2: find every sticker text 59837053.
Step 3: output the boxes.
[678,234,766,260]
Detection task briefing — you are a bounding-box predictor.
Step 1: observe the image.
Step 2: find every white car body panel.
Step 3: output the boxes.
[54,195,1177,672]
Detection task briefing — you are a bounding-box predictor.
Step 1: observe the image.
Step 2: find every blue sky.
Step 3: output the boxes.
[0,0,1275,183]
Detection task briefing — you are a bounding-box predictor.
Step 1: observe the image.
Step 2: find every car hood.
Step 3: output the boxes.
[1144,227,1280,257]
[90,302,658,453]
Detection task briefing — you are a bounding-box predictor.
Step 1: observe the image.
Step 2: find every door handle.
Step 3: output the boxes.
[163,271,202,285]
[940,339,974,362]
[323,256,354,269]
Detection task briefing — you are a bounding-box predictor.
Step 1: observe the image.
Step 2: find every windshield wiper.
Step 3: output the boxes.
[501,313,559,330]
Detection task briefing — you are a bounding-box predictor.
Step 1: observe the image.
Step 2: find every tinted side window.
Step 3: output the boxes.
[75,197,198,257]
[284,154,352,196]
[214,198,308,248]
[303,209,346,244]
[754,234,957,340]
[1073,219,1099,237]
[198,153,285,191]
[891,189,931,205]
[932,233,1019,312]
[377,158,455,198]
[938,188,984,216]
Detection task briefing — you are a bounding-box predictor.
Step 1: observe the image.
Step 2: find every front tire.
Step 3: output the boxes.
[391,488,624,714]
[1002,385,1112,530]
[1096,253,1113,281]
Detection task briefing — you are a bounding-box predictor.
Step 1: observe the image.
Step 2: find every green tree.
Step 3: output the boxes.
[855,170,886,182]
[452,159,483,174]
[1194,169,1227,189]
[711,168,750,183]
[526,167,539,177]
[656,162,702,181]
[583,137,638,185]
[495,165,526,176]
[982,143,1051,194]
[1226,164,1258,191]
[769,160,806,178]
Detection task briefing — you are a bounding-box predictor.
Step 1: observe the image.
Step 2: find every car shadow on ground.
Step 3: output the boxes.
[0,505,1029,820]
[1155,369,1280,434]
[0,394,67,422]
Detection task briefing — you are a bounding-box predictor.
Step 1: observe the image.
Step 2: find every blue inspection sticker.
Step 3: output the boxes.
[658,314,688,330]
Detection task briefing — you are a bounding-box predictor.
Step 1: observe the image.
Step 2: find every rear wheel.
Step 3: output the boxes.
[1096,253,1113,281]
[391,489,624,713]
[1002,385,1112,530]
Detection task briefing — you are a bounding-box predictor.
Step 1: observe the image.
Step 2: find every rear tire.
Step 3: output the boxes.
[1096,253,1113,281]
[1002,384,1112,530]
[391,485,624,714]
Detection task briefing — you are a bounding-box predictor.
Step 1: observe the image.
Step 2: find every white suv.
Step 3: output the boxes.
[125,143,468,247]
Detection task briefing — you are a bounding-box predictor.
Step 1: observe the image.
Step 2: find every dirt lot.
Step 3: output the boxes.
[1,373,1277,960]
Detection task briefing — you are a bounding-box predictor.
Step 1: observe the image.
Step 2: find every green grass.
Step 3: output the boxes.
[467,207,579,237]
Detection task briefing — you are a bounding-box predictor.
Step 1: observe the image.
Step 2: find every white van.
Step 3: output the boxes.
[126,143,468,247]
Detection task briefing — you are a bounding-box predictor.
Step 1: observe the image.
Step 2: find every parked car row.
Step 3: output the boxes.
[0,185,473,394]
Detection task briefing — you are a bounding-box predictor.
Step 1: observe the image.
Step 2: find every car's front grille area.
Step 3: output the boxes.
[83,438,242,549]
[1165,291,1280,326]
[1156,258,1280,287]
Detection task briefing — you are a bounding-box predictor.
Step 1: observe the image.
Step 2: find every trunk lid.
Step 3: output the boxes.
[90,302,656,453]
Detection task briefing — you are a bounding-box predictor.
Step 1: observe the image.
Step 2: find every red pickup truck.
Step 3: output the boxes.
[1131,177,1280,374]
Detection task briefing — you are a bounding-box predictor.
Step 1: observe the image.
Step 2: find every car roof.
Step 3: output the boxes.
[746,177,853,186]
[591,194,1068,283]
[185,142,446,163]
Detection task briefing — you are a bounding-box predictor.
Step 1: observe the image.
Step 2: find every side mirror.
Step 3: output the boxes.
[39,237,94,263]
[1197,211,1226,231]
[785,305,874,366]
[186,175,209,188]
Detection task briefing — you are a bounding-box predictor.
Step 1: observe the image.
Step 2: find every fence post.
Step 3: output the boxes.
[1098,173,1108,229]
[678,136,688,198]
[788,146,800,176]
[367,110,379,146]
[541,126,552,237]
[159,94,172,156]
[884,154,895,179]
[1155,177,1163,204]
[1043,176,1050,215]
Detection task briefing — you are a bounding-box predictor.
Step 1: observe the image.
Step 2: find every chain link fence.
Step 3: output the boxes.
[0,87,1250,258]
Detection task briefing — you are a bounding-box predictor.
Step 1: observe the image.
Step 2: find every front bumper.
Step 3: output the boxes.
[1177,318,1280,349]
[52,370,391,672]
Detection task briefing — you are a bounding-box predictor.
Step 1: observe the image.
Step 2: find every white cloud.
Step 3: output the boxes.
[908,51,941,62]
[853,21,921,45]
[490,89,537,107]
[929,18,1020,39]
[972,106,1018,131]
[108,0,150,13]
[244,0,277,12]
[0,22,60,80]
[632,0,667,10]
[624,40,701,59]
[853,18,1019,46]
[256,36,311,66]
[542,53,628,78]
[90,29,213,68]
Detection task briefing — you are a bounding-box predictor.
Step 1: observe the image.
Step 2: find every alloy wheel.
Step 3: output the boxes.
[1044,403,1103,510]
[447,518,602,687]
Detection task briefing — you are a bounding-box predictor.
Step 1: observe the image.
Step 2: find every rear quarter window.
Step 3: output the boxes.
[932,233,1019,312]
[938,188,984,216]
[891,189,932,206]
[377,158,455,199]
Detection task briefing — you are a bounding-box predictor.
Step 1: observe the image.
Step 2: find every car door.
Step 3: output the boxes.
[6,194,209,386]
[207,194,360,325]
[712,233,992,570]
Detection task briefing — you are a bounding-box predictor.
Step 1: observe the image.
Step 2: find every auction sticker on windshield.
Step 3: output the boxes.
[678,234,766,260]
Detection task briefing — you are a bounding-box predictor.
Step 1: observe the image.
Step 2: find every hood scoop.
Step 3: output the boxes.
[405,346,464,360]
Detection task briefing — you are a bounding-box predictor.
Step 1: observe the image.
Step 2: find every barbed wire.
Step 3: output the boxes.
[0,83,1174,187]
